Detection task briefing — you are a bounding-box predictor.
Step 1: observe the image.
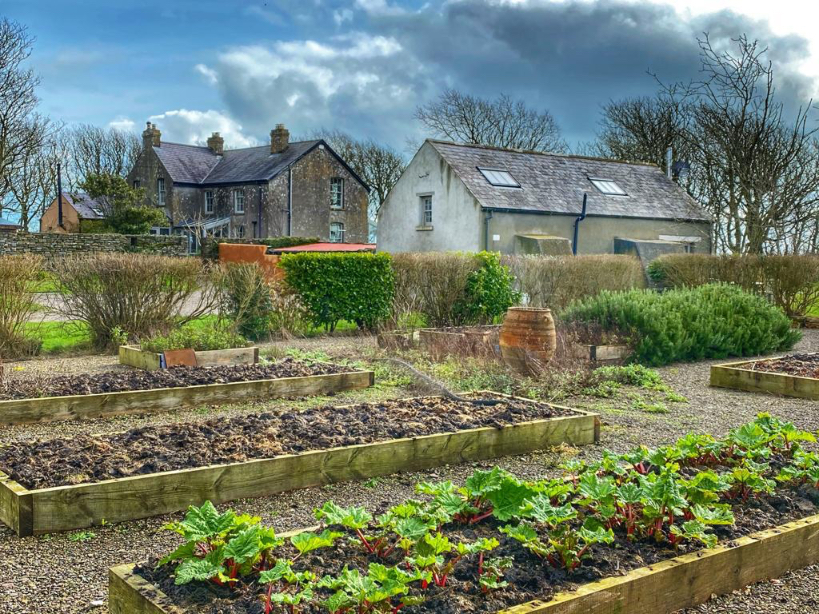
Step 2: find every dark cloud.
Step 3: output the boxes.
[198,0,818,148]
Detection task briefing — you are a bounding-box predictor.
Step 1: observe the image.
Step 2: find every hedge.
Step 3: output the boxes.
[561,284,800,366]
[647,253,819,317]
[280,252,394,330]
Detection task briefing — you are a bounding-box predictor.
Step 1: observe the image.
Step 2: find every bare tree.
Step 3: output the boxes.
[591,35,819,254]
[6,125,58,229]
[59,123,142,189]
[0,19,49,206]
[311,129,406,221]
[415,89,567,153]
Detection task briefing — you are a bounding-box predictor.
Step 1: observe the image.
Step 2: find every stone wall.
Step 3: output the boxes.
[0,233,188,259]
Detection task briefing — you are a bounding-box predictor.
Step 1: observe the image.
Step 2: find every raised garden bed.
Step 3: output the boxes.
[376,330,417,351]
[710,353,819,400]
[0,360,373,425]
[106,415,819,614]
[419,326,499,356]
[0,394,597,536]
[569,343,631,363]
[119,344,260,370]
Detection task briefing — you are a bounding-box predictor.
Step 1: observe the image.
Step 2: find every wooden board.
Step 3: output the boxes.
[163,348,197,368]
[0,403,598,536]
[0,370,374,425]
[119,345,259,370]
[119,345,162,370]
[710,355,819,401]
[109,513,819,614]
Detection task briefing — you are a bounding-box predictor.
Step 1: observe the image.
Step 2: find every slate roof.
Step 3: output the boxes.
[63,193,106,219]
[429,140,709,222]
[0,216,19,227]
[152,140,325,185]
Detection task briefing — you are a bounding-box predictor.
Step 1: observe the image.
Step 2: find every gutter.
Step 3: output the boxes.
[480,206,708,224]
[572,193,588,256]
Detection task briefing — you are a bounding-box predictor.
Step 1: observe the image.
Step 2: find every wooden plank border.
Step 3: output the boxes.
[0,402,598,536]
[119,345,260,370]
[0,370,374,425]
[710,354,819,401]
[109,513,819,614]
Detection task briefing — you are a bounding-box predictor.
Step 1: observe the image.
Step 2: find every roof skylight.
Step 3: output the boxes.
[478,167,520,188]
[590,178,627,196]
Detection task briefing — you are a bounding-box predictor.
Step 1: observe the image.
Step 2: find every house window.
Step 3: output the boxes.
[589,178,627,196]
[330,222,345,243]
[157,178,166,206]
[233,190,245,214]
[330,177,344,209]
[478,168,520,188]
[204,191,214,214]
[421,195,433,226]
[133,179,141,189]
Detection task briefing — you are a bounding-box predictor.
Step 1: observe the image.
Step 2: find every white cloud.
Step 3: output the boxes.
[148,109,258,147]
[333,8,354,26]
[354,0,405,16]
[108,117,136,132]
[195,63,219,85]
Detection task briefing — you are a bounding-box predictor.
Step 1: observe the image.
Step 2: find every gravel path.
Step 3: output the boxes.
[0,331,817,613]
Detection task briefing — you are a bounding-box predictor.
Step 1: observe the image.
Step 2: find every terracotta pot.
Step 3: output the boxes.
[499,307,557,375]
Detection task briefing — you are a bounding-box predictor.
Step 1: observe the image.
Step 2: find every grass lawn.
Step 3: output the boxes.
[24,321,92,354]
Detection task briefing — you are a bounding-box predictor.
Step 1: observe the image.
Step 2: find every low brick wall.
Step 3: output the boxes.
[201,237,318,259]
[0,233,187,258]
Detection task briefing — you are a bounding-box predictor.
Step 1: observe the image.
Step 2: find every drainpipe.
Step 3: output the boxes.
[257,186,263,238]
[56,162,63,229]
[285,167,293,236]
[572,193,587,255]
[483,209,493,251]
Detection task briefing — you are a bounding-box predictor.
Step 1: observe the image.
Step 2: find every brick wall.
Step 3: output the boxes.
[0,233,188,258]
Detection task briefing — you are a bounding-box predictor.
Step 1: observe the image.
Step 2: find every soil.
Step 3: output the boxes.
[751,353,819,379]
[0,359,351,400]
[0,395,572,490]
[135,481,819,614]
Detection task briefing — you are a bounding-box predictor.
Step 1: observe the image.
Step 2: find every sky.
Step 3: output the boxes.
[5,0,819,153]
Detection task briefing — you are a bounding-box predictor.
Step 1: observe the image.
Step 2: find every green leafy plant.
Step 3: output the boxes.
[141,323,247,352]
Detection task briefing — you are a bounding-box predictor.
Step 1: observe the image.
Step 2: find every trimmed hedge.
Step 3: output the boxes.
[561,284,800,366]
[647,253,819,317]
[280,252,394,330]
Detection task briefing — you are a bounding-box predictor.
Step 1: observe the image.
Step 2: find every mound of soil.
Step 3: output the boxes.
[752,353,819,378]
[136,483,819,614]
[0,359,352,401]
[0,395,572,489]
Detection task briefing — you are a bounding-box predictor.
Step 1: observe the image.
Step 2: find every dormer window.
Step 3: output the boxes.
[478,167,520,188]
[590,178,627,196]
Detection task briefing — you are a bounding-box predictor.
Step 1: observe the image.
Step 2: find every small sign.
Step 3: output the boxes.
[492,234,501,241]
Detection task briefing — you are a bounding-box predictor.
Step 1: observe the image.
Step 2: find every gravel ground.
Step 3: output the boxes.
[0,331,817,613]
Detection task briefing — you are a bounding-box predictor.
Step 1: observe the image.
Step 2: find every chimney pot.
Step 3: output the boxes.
[207,131,225,155]
[270,124,289,154]
[143,121,161,148]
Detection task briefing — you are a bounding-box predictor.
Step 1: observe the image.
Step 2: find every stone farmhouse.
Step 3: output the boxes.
[127,122,369,250]
[378,140,711,257]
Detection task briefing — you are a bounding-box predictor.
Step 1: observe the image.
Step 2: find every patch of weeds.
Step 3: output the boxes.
[427,357,518,395]
[371,363,413,389]
[664,391,688,403]
[632,398,669,414]
[582,381,620,398]
[285,348,332,364]
[68,530,96,542]
[363,477,381,489]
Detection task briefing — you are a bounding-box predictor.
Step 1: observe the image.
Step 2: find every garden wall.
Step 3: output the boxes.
[0,233,187,259]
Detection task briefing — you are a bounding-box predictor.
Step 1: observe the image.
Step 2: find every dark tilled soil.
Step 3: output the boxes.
[752,353,819,378]
[137,484,819,614]
[0,396,571,490]
[0,359,352,400]
[0,359,352,401]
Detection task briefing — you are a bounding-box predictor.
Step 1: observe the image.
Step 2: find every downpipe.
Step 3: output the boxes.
[572,193,588,255]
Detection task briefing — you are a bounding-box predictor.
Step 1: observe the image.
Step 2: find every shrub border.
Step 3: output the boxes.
[0,395,597,536]
[108,512,819,614]
[710,354,819,401]
[0,370,373,425]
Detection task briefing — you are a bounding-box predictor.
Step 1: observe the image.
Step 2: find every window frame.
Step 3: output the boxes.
[477,167,521,188]
[204,190,214,214]
[420,194,433,226]
[589,177,628,196]
[157,177,166,206]
[329,221,345,243]
[233,189,245,214]
[330,177,344,210]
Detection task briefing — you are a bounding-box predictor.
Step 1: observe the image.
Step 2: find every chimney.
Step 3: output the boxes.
[207,132,224,155]
[142,122,161,148]
[270,124,289,154]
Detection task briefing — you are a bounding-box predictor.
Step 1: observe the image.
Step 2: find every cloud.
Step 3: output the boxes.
[191,0,818,148]
[108,117,136,132]
[147,109,258,147]
[195,63,219,85]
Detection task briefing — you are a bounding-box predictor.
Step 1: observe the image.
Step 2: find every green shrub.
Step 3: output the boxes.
[561,284,800,366]
[281,252,394,331]
[504,254,645,311]
[141,324,247,353]
[218,263,274,340]
[647,253,819,317]
[455,252,520,324]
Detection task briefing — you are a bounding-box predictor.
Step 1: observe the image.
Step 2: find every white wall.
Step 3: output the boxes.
[377,142,482,252]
